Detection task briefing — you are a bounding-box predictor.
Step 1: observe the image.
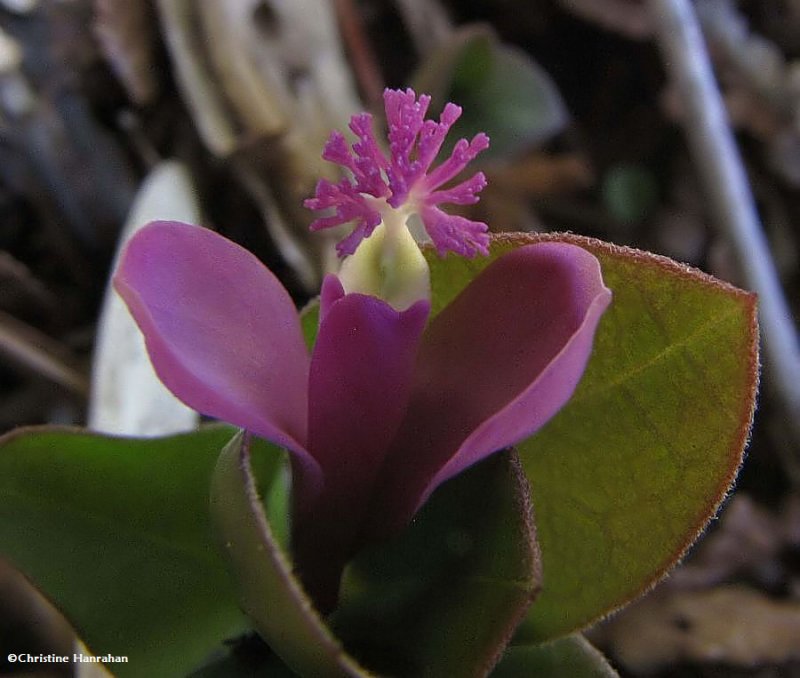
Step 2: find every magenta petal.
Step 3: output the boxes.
[318,274,345,322]
[114,221,318,477]
[367,242,612,535]
[292,291,429,609]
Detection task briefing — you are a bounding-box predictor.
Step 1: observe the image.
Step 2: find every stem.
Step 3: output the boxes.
[650,0,800,444]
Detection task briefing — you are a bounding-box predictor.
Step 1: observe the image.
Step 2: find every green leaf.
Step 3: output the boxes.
[0,425,279,677]
[412,25,568,160]
[273,232,756,654]
[300,299,321,351]
[332,450,540,677]
[210,431,370,677]
[424,233,758,642]
[212,431,539,677]
[493,635,618,677]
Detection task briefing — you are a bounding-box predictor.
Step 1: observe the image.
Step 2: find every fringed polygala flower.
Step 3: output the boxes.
[305,88,490,259]
[114,89,612,611]
[304,88,492,311]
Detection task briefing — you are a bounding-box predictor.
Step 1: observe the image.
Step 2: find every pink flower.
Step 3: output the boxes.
[114,222,611,610]
[115,87,610,610]
[305,88,491,257]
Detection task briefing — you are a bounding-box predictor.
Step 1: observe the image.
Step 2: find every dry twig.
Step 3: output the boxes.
[0,309,88,397]
[650,0,800,448]
[334,0,384,110]
[393,0,453,56]
[558,0,653,40]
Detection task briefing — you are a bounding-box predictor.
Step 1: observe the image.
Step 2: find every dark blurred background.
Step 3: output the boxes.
[1,0,798,675]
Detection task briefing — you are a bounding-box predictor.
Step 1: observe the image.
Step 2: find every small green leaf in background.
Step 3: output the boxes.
[412,25,568,161]
[210,431,370,678]
[493,634,618,677]
[0,425,277,677]
[332,451,540,677]
[602,163,660,224]
[424,233,758,642]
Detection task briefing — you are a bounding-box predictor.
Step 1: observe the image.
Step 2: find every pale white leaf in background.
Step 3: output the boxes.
[88,160,201,436]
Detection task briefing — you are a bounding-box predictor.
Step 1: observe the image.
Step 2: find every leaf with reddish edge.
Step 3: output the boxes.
[421,232,758,642]
[330,450,541,677]
[210,430,371,678]
[299,231,756,651]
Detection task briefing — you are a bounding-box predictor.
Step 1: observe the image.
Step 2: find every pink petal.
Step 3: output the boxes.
[318,273,345,322]
[419,205,490,257]
[365,242,612,536]
[425,171,488,206]
[414,103,463,178]
[305,179,382,253]
[292,289,429,610]
[113,221,319,484]
[421,132,490,192]
[348,114,391,199]
[385,89,431,201]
